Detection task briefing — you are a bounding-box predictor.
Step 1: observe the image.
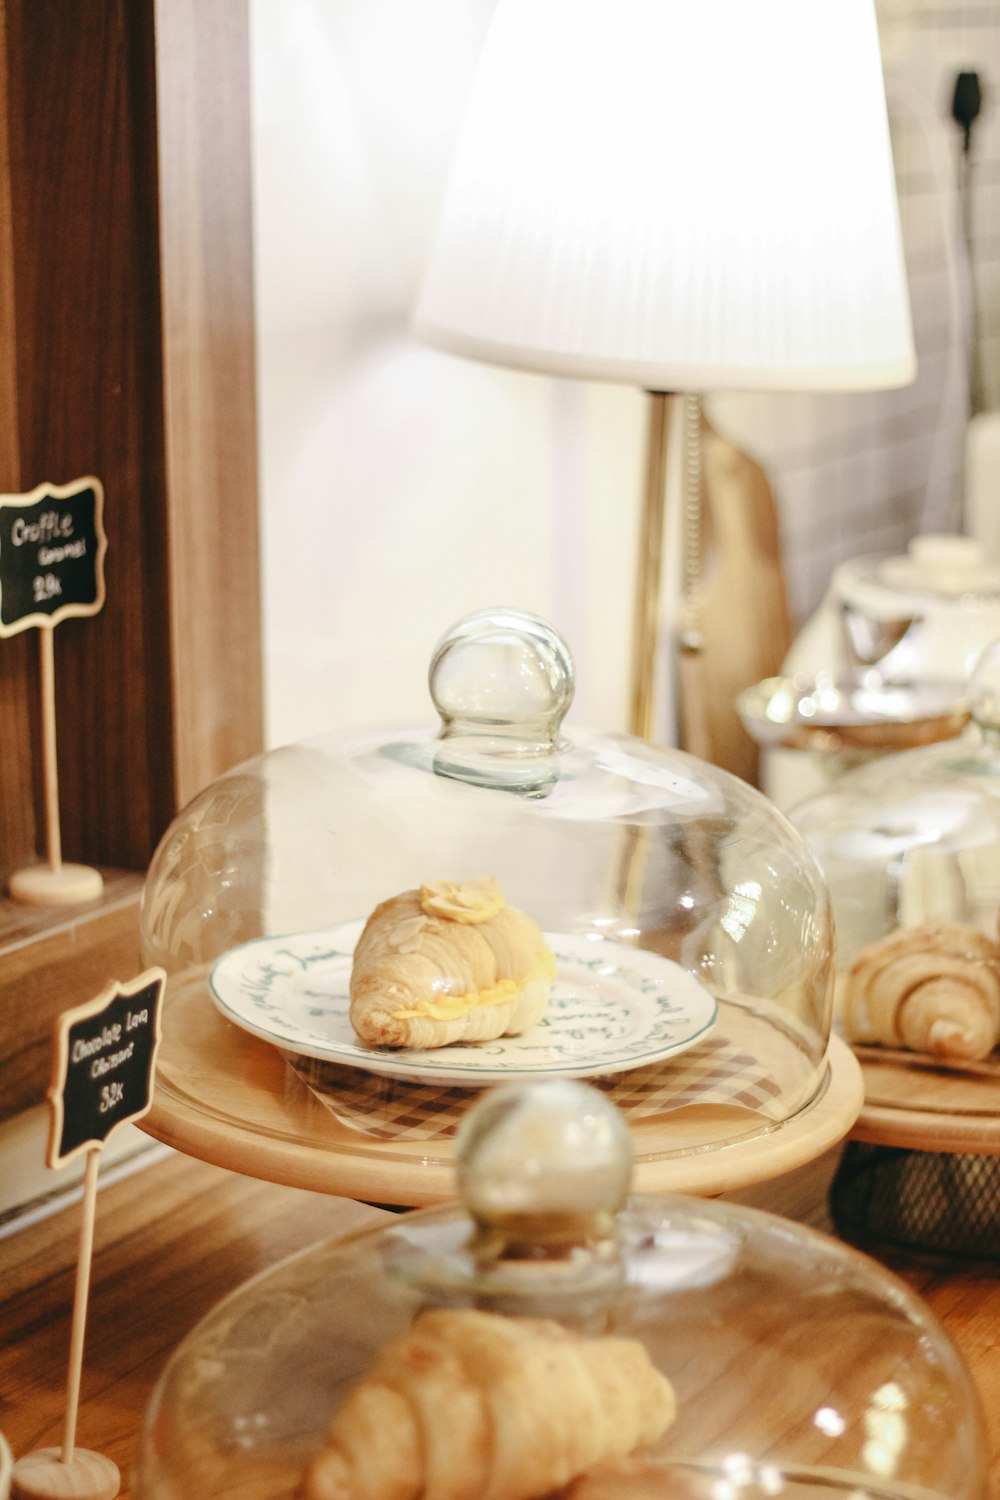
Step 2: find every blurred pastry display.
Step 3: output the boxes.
[789,643,1000,1256]
[790,536,1000,691]
[741,534,1000,811]
[133,1081,990,1499]
[349,878,555,1049]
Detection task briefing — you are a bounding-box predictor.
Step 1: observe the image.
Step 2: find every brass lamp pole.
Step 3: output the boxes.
[628,391,674,741]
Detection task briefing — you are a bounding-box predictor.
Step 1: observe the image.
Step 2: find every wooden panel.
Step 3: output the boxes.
[0,1,262,1129]
[0,873,143,1117]
[0,0,35,882]
[1,0,177,871]
[0,0,17,483]
[0,637,36,885]
[154,0,263,807]
[0,0,261,867]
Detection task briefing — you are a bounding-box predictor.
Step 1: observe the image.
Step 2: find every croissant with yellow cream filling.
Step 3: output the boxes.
[301,1308,676,1500]
[349,878,554,1049]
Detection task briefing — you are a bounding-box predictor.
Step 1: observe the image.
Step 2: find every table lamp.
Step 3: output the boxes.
[414,0,916,747]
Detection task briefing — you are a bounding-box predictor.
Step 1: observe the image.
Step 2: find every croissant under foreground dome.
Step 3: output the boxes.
[302,1308,676,1500]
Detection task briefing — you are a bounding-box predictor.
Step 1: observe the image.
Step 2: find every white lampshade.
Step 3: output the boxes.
[415,0,916,393]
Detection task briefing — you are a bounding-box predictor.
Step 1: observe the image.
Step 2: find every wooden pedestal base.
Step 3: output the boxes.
[7,865,105,908]
[11,1448,119,1499]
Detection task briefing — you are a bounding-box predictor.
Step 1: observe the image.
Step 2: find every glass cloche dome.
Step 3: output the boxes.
[140,608,840,1174]
[133,1080,989,1500]
[788,641,1000,1007]
[787,643,1000,1258]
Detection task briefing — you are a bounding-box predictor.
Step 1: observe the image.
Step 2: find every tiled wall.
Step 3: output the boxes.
[880,0,1000,409]
[712,0,1000,626]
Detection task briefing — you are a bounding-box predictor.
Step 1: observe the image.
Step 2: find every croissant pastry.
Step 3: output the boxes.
[349,878,555,1049]
[842,921,1000,1061]
[302,1308,676,1500]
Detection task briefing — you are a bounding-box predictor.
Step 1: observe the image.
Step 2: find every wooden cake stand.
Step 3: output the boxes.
[849,1048,1000,1155]
[140,977,864,1206]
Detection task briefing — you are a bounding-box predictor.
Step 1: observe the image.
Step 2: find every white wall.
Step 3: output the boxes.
[251,0,645,750]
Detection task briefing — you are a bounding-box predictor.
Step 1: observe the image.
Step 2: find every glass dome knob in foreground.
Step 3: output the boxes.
[455,1078,632,1256]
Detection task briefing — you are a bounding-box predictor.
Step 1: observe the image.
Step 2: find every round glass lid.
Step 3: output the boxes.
[134,1081,988,1500]
[140,608,837,1166]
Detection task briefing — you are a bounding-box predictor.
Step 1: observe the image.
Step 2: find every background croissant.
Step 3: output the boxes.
[302,1308,676,1500]
[842,920,1000,1061]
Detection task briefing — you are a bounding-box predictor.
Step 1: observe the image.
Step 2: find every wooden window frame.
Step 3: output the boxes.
[0,0,262,1122]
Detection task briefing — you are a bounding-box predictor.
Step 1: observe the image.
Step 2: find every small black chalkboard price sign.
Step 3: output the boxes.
[10,970,166,1500]
[47,968,166,1169]
[1,477,108,910]
[0,476,106,637]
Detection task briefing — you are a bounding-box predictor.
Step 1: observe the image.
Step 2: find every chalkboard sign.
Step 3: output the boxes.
[47,968,166,1169]
[0,476,106,637]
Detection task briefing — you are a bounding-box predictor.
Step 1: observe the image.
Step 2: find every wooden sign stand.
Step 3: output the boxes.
[0,478,108,908]
[11,969,166,1500]
[7,623,104,907]
[1,1430,13,1498]
[12,1149,119,1500]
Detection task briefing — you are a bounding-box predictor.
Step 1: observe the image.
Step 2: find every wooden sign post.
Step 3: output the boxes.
[11,969,166,1500]
[0,477,108,907]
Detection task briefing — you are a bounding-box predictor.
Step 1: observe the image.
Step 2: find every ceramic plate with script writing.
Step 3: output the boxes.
[209,924,717,1085]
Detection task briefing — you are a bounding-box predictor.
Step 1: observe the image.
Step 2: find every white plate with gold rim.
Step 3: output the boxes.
[209,922,718,1085]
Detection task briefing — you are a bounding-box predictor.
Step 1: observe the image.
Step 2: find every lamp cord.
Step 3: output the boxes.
[951,70,985,417]
[680,392,704,653]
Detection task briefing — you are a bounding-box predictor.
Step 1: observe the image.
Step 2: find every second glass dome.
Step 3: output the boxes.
[141,609,836,1159]
[134,1081,988,1500]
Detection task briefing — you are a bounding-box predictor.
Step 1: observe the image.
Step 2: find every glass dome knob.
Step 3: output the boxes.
[429,608,575,751]
[454,1081,632,1262]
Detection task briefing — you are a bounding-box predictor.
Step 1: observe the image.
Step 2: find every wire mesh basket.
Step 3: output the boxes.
[830,1141,1000,1260]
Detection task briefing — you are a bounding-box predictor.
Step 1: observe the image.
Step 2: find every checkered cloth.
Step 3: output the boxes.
[285,1033,782,1142]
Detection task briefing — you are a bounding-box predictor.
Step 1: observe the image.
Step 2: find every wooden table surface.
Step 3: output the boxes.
[0,1148,997,1499]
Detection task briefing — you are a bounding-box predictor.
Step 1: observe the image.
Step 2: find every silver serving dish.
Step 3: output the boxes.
[738,674,969,754]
